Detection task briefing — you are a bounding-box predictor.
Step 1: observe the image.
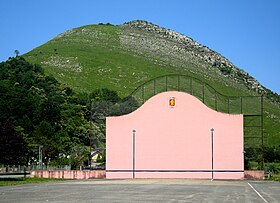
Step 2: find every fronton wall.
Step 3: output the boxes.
[106,91,243,179]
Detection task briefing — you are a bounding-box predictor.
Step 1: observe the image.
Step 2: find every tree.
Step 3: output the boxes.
[0,120,28,165]
[70,145,88,170]
[14,50,20,57]
[0,57,134,167]
[89,88,120,103]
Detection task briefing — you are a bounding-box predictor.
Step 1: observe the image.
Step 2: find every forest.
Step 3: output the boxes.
[1,57,279,171]
[0,57,137,169]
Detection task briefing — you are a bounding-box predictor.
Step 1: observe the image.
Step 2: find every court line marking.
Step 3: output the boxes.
[247,182,268,203]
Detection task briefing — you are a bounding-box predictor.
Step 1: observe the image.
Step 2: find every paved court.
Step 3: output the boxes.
[0,179,279,202]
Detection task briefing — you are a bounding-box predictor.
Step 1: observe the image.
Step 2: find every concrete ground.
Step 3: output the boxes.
[0,179,279,202]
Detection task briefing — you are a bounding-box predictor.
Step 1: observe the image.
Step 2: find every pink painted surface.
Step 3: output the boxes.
[31,170,105,179]
[244,170,264,180]
[106,91,244,179]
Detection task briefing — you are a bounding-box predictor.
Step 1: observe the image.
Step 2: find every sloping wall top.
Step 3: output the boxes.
[106,91,244,179]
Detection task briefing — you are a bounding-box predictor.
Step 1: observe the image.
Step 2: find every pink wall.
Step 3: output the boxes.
[244,170,264,180]
[106,91,244,179]
[31,170,105,179]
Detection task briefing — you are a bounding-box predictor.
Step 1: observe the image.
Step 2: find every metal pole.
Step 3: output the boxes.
[211,128,214,180]
[215,92,217,111]
[178,75,180,91]
[142,85,144,104]
[39,145,43,170]
[165,76,168,91]
[190,78,193,95]
[228,98,230,114]
[261,96,264,170]
[154,79,156,96]
[240,97,243,114]
[202,84,205,104]
[89,101,93,169]
[132,130,136,179]
[24,165,26,178]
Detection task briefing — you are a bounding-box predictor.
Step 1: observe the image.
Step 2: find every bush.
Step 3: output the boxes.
[265,162,280,174]
[96,150,106,163]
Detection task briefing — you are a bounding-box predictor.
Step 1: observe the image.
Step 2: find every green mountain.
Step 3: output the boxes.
[24,20,280,147]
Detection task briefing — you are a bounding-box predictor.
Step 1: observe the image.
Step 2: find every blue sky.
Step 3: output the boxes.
[1,0,279,94]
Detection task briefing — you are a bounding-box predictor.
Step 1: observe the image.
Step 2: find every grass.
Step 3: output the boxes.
[23,23,280,148]
[0,177,66,187]
[24,24,250,97]
[267,174,280,182]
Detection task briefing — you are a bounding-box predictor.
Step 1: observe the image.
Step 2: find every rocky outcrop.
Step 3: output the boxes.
[122,20,266,95]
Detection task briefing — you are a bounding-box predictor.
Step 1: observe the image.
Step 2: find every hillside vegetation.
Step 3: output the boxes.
[23,20,280,148]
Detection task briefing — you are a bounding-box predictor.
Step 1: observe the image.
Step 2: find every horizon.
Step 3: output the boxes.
[1,0,279,94]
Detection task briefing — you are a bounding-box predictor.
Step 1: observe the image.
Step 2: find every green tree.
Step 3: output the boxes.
[14,50,20,57]
[70,145,88,170]
[89,88,120,102]
[0,57,134,167]
[0,120,28,165]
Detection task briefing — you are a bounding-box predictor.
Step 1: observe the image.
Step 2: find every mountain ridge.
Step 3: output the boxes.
[24,19,279,102]
[122,20,270,96]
